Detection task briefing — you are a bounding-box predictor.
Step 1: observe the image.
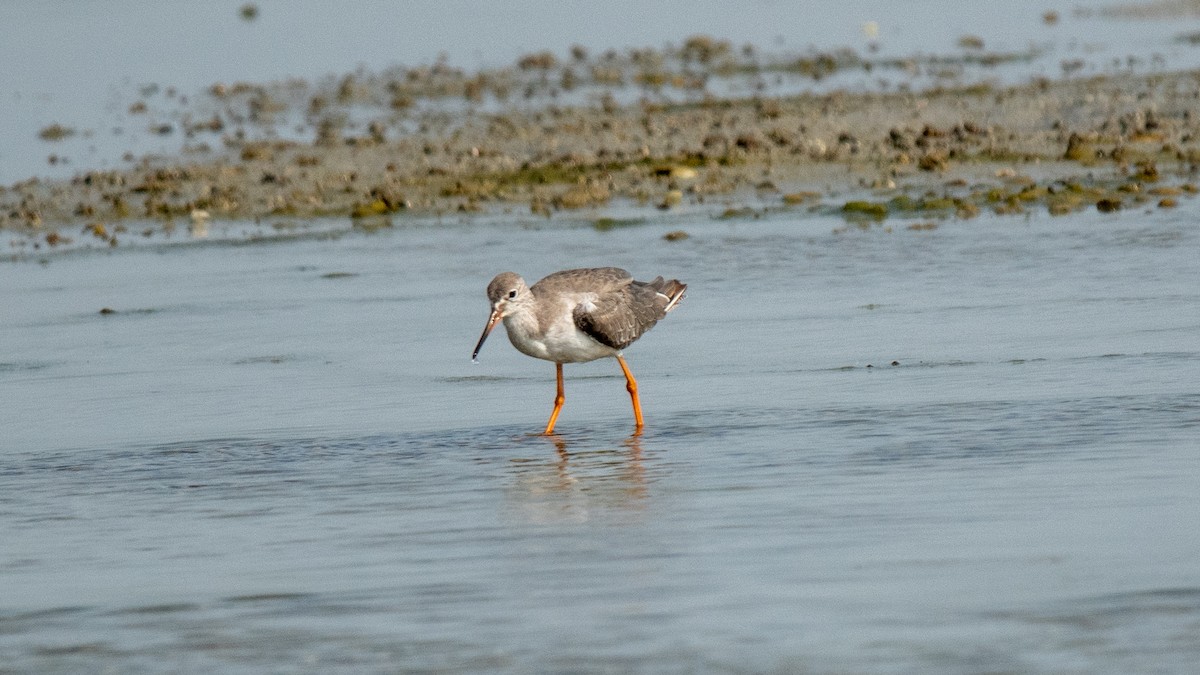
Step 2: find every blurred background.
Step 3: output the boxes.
[5,0,1200,183]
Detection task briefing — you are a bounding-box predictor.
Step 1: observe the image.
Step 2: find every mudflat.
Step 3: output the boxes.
[4,37,1198,247]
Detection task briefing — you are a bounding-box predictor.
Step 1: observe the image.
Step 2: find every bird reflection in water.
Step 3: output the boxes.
[506,434,649,522]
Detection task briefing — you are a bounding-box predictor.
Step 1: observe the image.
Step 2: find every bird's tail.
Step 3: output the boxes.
[657,278,687,313]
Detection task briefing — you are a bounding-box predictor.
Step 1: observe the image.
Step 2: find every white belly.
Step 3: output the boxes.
[504,314,617,363]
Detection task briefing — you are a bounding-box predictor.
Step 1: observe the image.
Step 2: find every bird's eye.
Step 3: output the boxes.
[507,289,517,299]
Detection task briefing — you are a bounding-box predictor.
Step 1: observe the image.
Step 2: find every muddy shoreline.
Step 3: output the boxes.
[4,47,1200,248]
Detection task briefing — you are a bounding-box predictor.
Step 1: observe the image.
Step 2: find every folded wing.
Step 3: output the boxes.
[573,274,687,350]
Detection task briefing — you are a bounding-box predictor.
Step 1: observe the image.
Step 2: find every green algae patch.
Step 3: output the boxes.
[593,217,645,231]
[350,200,391,218]
[842,200,888,221]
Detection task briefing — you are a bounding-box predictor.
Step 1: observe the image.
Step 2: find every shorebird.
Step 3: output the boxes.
[472,267,687,435]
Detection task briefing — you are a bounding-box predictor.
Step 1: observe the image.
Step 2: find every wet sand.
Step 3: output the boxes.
[3,41,1199,247]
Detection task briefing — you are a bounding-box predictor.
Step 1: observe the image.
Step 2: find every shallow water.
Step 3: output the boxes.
[2,204,1198,672]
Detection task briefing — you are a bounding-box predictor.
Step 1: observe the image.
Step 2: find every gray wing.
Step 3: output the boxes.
[573,276,674,350]
[533,267,631,290]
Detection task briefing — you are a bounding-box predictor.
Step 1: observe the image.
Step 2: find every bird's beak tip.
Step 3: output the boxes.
[472,309,501,361]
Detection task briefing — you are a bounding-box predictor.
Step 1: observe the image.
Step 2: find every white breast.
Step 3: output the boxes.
[503,296,618,364]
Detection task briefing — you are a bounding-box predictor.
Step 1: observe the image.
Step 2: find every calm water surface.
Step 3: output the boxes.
[2,206,1199,673]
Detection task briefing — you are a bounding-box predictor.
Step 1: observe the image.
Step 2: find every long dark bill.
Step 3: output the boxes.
[471,309,502,362]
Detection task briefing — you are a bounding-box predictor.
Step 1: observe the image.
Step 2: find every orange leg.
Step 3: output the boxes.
[543,362,565,435]
[616,355,644,433]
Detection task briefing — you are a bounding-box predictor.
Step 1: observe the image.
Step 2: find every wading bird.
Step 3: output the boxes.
[472,267,686,435]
